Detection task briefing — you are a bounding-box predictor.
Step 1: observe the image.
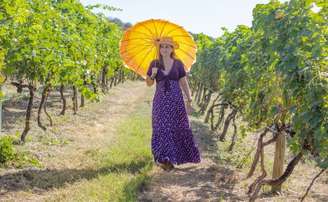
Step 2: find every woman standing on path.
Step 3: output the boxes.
[145,37,201,171]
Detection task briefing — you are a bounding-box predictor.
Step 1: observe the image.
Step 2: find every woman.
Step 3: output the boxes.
[145,37,201,171]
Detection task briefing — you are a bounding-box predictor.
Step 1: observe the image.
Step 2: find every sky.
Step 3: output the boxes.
[80,0,288,38]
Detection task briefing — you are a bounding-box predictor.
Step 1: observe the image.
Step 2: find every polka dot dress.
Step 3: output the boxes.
[147,58,201,165]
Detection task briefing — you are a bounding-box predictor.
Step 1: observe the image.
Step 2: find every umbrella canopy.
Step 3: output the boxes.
[119,19,197,79]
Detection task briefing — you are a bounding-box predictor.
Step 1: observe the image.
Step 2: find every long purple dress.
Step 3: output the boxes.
[147,58,201,165]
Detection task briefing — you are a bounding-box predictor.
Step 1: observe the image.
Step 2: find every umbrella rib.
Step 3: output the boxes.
[178,41,197,49]
[139,23,156,37]
[178,47,196,61]
[124,46,154,68]
[165,26,183,36]
[120,43,153,56]
[135,45,155,74]
[121,37,154,42]
[151,19,159,37]
[158,20,169,37]
[128,30,153,38]
[172,34,192,38]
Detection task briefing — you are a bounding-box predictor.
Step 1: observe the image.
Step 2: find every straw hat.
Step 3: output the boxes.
[155,37,179,49]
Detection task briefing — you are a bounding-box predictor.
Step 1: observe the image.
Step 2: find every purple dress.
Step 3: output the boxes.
[147,58,201,165]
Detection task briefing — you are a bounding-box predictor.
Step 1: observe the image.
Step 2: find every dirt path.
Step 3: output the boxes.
[0,80,153,201]
[2,80,326,201]
[138,114,246,202]
[137,95,328,202]
[1,80,246,202]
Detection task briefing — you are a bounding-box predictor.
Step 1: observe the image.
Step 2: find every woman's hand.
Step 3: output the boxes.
[151,67,158,78]
[186,101,194,115]
[146,66,158,86]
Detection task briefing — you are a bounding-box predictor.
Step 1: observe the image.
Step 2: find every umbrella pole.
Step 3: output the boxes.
[155,44,159,69]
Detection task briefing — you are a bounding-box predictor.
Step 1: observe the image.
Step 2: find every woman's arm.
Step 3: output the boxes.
[179,76,192,101]
[145,60,158,87]
[177,60,192,102]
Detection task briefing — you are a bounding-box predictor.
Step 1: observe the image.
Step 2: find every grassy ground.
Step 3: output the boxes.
[45,96,154,201]
[138,91,328,202]
[198,92,328,201]
[1,81,327,201]
[0,80,156,202]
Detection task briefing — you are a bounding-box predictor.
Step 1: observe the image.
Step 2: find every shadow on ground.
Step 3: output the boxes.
[0,159,151,196]
[137,118,245,202]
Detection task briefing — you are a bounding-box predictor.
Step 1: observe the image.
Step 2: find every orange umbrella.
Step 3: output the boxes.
[119,19,197,79]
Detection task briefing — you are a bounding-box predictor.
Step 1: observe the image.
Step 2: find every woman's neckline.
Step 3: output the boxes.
[161,58,175,76]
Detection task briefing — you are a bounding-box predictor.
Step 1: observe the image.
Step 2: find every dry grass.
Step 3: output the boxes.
[1,81,326,201]
[201,93,328,201]
[138,92,327,202]
[0,80,156,201]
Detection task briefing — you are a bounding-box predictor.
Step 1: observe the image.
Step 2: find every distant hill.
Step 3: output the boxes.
[108,17,132,30]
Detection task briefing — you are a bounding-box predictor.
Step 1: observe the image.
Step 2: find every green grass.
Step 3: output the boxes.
[37,133,70,146]
[0,133,43,169]
[48,100,154,202]
[216,134,254,170]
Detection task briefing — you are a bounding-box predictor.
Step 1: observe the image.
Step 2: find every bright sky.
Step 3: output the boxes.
[80,0,288,38]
